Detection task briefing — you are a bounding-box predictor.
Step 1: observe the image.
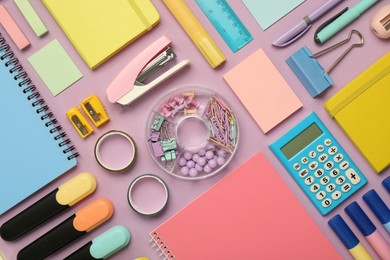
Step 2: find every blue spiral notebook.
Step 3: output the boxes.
[0,32,77,215]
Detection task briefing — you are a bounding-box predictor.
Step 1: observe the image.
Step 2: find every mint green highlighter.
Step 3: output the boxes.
[270,112,367,215]
[64,225,130,260]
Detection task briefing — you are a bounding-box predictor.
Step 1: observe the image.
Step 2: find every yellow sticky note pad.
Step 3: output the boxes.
[42,0,160,69]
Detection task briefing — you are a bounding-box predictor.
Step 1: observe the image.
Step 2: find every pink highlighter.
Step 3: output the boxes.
[345,202,390,259]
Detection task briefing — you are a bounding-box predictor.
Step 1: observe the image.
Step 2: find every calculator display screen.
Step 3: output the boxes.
[281,123,323,160]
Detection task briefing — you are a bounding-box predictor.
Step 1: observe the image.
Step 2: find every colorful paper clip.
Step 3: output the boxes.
[66,107,93,138]
[106,35,190,106]
[286,30,364,97]
[81,94,109,127]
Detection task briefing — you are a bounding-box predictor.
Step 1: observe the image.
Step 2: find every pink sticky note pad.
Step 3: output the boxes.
[224,49,302,133]
[0,4,30,50]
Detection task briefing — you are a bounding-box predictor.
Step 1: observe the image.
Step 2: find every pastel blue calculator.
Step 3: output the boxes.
[269,112,367,215]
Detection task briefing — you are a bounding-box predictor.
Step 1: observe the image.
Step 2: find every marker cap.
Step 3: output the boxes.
[90,225,130,259]
[363,189,390,225]
[328,214,359,249]
[345,202,376,236]
[56,172,97,206]
[73,198,114,232]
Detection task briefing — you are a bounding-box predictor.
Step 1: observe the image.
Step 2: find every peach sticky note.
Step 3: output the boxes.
[0,4,30,50]
[224,49,302,133]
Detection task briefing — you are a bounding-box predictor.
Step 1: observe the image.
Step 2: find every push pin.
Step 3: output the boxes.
[171,95,185,104]
[184,108,197,115]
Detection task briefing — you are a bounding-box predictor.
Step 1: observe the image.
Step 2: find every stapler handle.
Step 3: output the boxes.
[106,36,172,103]
[117,59,190,106]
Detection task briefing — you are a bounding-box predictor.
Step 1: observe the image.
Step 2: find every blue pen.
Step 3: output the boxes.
[363,189,390,234]
[315,0,378,44]
[64,225,130,260]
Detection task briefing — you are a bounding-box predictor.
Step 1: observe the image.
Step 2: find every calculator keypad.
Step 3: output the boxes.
[292,138,365,215]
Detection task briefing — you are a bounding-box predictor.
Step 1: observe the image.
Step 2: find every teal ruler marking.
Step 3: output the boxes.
[195,0,253,53]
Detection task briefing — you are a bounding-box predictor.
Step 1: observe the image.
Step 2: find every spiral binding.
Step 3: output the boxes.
[150,232,175,260]
[0,33,79,160]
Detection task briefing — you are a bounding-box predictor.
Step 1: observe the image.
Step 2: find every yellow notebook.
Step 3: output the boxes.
[42,0,160,69]
[324,52,390,173]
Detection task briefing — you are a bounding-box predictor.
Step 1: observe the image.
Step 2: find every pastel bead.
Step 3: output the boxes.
[189,168,198,177]
[217,156,226,166]
[208,159,217,168]
[181,166,189,176]
[198,148,206,156]
[217,150,226,158]
[205,151,214,160]
[197,157,206,166]
[195,164,203,171]
[204,165,212,173]
[206,144,216,151]
[186,160,195,168]
[178,158,187,166]
[192,154,200,162]
[183,152,192,160]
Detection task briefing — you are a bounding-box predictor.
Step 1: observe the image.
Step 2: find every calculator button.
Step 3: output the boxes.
[326,183,336,192]
[316,191,326,200]
[324,161,334,170]
[328,146,338,155]
[314,168,324,178]
[340,161,350,170]
[309,161,318,170]
[299,169,309,178]
[324,139,332,146]
[330,168,340,177]
[320,176,330,185]
[301,157,309,164]
[318,154,328,163]
[322,198,332,208]
[304,176,314,185]
[309,151,316,158]
[334,153,344,163]
[317,145,324,152]
[336,176,345,185]
[342,183,352,193]
[332,191,342,200]
[345,168,361,185]
[293,163,301,171]
[310,184,320,193]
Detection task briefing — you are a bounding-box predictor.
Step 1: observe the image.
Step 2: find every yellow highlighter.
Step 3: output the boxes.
[0,173,97,241]
[162,0,225,68]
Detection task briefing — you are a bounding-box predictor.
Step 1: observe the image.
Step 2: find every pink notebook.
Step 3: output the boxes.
[223,49,302,133]
[150,153,340,259]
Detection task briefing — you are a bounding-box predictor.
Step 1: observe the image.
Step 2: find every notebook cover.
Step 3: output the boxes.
[223,49,302,133]
[150,153,340,259]
[324,52,390,173]
[242,0,305,30]
[42,0,160,69]
[0,32,77,215]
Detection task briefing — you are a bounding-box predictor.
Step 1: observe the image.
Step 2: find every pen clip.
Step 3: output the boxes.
[315,7,349,44]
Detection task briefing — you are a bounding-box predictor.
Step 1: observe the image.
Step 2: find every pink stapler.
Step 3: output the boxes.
[106,36,190,106]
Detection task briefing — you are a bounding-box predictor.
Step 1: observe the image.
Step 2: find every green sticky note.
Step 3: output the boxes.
[28,39,83,96]
[14,0,48,37]
[242,0,305,30]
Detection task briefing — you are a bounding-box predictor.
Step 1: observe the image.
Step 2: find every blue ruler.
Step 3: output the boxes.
[195,0,253,53]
